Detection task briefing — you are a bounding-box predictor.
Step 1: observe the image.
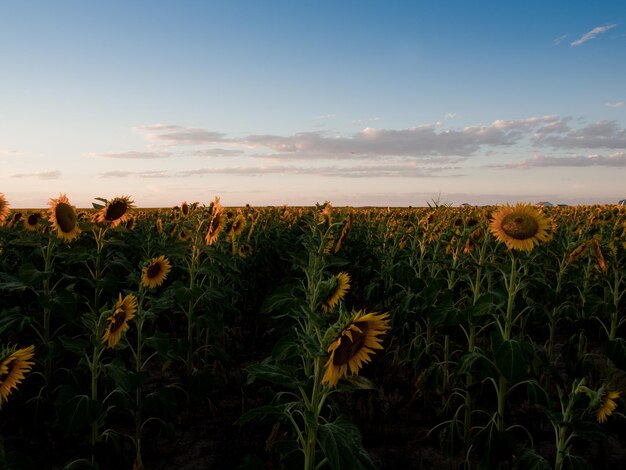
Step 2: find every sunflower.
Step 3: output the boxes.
[334,211,353,253]
[322,310,390,388]
[23,212,42,231]
[323,272,351,312]
[229,211,246,237]
[489,203,551,252]
[0,345,35,406]
[101,293,138,349]
[181,201,190,216]
[0,193,9,225]
[49,194,81,242]
[95,196,134,228]
[205,197,224,245]
[141,255,172,289]
[597,389,620,423]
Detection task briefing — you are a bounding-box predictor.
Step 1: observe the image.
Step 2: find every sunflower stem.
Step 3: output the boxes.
[134,290,146,469]
[303,357,324,470]
[41,234,55,387]
[90,344,103,466]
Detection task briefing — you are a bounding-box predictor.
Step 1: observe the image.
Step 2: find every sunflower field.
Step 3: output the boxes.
[0,192,626,469]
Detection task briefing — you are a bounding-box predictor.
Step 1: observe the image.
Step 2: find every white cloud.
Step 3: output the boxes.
[134,125,226,146]
[88,151,172,159]
[553,34,568,45]
[12,170,61,179]
[570,24,618,46]
[187,148,244,157]
[99,170,170,178]
[176,161,461,178]
[606,101,624,108]
[534,120,626,149]
[492,152,626,169]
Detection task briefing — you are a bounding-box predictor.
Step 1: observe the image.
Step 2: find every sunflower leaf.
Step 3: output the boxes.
[318,415,373,470]
[606,339,626,370]
[58,336,90,357]
[245,361,301,388]
[495,339,527,383]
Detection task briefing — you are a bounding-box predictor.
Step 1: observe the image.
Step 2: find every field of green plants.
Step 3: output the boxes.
[0,193,625,469]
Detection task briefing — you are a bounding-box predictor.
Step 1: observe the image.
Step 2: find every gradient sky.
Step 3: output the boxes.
[2,1,625,207]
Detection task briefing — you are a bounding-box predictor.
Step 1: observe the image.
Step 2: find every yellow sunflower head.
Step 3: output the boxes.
[238,243,253,258]
[95,196,134,228]
[205,197,224,245]
[0,344,35,407]
[48,194,81,242]
[181,201,190,216]
[229,211,246,237]
[0,193,10,226]
[141,255,172,289]
[597,389,621,424]
[489,203,552,252]
[24,212,43,232]
[321,310,390,388]
[318,202,332,226]
[101,293,138,349]
[333,211,353,253]
[323,272,351,312]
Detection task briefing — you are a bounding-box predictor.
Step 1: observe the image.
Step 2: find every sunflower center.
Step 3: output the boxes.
[110,310,127,333]
[210,214,222,232]
[501,213,539,240]
[146,263,162,279]
[27,213,40,226]
[333,322,369,366]
[55,203,77,233]
[105,201,128,221]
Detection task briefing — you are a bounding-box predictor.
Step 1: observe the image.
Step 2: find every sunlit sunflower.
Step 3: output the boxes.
[319,202,332,226]
[489,203,551,252]
[323,272,351,312]
[322,310,390,388]
[181,201,190,216]
[229,211,246,237]
[141,255,172,289]
[101,293,138,349]
[205,197,224,245]
[333,211,353,253]
[23,212,42,231]
[0,193,9,225]
[49,194,81,242]
[238,243,253,257]
[0,344,35,406]
[95,196,134,228]
[597,389,620,424]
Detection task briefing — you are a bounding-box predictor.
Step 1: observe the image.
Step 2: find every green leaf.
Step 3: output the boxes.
[515,448,551,470]
[606,338,626,370]
[318,415,375,470]
[245,361,300,387]
[495,339,527,383]
[562,453,592,470]
[271,333,300,361]
[58,336,90,357]
[54,385,102,435]
[236,403,295,425]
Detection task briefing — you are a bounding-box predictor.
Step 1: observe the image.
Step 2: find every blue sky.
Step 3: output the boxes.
[1,1,625,207]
